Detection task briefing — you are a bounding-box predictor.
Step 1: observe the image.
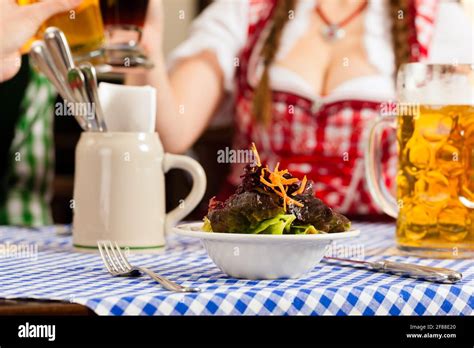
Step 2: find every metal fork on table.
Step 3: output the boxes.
[97,240,200,293]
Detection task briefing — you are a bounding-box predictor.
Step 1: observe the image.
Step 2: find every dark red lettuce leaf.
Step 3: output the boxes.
[288,194,350,232]
[207,191,285,233]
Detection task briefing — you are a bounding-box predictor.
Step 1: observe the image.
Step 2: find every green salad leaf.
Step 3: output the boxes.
[248,214,295,234]
[289,225,325,235]
[203,214,333,235]
[202,217,213,232]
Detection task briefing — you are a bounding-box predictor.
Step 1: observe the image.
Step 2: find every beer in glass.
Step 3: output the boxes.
[44,0,105,61]
[366,64,474,258]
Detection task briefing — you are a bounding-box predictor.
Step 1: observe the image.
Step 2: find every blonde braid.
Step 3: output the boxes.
[252,0,296,126]
[389,0,412,72]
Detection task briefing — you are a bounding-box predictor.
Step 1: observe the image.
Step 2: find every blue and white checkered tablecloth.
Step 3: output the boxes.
[0,222,472,315]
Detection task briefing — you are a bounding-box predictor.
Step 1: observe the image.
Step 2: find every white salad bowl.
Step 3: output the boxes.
[172,222,360,280]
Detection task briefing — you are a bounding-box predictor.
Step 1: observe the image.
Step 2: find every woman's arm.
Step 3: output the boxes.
[126,0,248,154]
[127,50,225,154]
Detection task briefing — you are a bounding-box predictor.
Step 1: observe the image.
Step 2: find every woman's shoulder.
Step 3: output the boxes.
[167,0,253,92]
[429,0,473,63]
[200,0,274,26]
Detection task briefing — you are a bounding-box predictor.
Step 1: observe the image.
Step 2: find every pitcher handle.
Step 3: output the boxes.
[365,116,398,218]
[163,154,207,231]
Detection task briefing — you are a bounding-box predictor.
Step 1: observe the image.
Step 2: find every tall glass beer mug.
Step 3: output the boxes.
[45,0,105,61]
[21,0,105,62]
[365,64,474,258]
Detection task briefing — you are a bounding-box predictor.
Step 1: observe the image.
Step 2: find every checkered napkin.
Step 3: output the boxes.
[0,223,472,315]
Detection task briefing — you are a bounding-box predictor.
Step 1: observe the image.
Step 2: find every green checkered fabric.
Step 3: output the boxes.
[0,68,56,226]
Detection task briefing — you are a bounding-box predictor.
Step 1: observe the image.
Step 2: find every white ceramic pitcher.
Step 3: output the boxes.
[72,132,206,252]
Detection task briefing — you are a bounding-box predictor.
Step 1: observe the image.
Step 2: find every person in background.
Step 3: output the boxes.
[128,0,472,216]
[0,0,82,225]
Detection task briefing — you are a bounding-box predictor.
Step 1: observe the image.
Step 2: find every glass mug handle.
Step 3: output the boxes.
[364,116,398,218]
[163,154,207,231]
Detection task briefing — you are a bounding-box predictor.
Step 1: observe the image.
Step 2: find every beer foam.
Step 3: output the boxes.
[400,75,474,105]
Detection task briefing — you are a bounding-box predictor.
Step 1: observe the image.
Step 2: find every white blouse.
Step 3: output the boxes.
[168,0,473,103]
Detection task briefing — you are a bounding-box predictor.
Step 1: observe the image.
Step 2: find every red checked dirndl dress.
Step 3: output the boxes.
[221,0,438,215]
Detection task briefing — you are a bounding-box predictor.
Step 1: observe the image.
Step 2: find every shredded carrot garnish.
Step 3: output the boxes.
[260,171,275,187]
[251,144,305,210]
[281,177,299,185]
[292,175,307,196]
[256,158,304,210]
[251,142,261,166]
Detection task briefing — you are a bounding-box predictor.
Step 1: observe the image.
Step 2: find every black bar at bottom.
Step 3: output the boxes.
[0,315,472,346]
